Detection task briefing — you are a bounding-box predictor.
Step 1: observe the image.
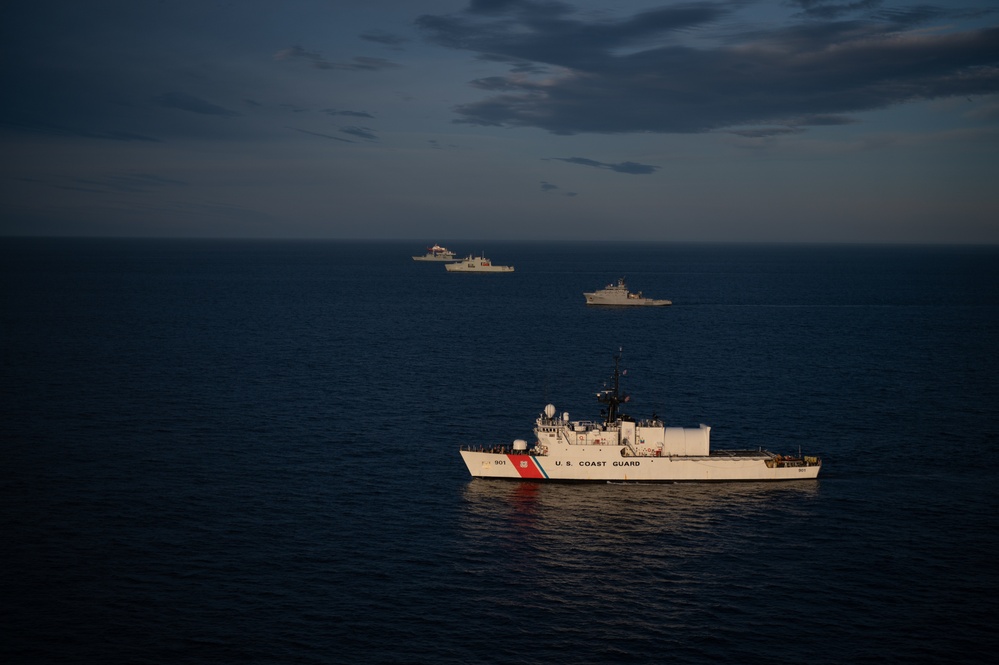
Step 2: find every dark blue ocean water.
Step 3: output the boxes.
[3,239,998,664]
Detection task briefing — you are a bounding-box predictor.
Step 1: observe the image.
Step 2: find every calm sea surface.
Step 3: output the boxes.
[3,239,998,664]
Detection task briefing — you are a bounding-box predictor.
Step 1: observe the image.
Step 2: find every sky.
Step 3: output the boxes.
[2,0,998,243]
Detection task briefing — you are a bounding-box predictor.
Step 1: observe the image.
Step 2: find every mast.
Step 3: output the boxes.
[596,351,628,425]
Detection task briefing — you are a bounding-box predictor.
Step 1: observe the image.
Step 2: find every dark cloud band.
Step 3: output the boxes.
[419,1,999,135]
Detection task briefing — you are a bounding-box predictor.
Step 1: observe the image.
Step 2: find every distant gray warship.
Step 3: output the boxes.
[584,278,671,306]
[445,254,514,272]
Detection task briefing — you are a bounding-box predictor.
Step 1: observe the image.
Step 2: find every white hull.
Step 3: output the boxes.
[460,448,820,482]
[413,244,460,261]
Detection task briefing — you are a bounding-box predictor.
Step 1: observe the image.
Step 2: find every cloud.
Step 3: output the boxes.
[475,53,549,74]
[728,113,858,136]
[322,108,375,118]
[360,31,410,47]
[275,46,402,71]
[794,114,858,127]
[341,126,378,141]
[417,1,999,135]
[468,0,528,14]
[789,0,883,20]
[340,56,403,71]
[547,157,660,175]
[727,127,802,138]
[275,45,334,69]
[540,179,579,196]
[287,127,354,142]
[153,92,240,117]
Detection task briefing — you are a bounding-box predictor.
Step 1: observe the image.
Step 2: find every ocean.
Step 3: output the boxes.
[3,239,998,664]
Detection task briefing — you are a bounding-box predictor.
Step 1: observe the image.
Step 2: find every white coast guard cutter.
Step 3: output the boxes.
[459,355,821,482]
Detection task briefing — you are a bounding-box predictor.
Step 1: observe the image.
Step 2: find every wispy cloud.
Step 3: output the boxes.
[547,157,660,175]
[360,31,409,47]
[418,1,999,135]
[275,45,333,68]
[540,180,577,196]
[321,109,375,118]
[789,0,883,20]
[338,56,402,71]
[153,92,240,117]
[728,127,802,138]
[341,126,378,141]
[287,127,354,142]
[275,46,402,71]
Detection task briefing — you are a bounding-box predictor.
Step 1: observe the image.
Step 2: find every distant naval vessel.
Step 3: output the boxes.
[584,278,671,306]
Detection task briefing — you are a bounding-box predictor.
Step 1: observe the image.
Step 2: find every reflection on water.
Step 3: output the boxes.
[459,479,821,568]
[463,479,820,526]
[452,479,826,660]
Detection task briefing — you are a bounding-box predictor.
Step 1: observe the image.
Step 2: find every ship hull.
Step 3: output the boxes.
[459,354,821,482]
[582,279,671,306]
[460,449,820,482]
[584,297,671,306]
[445,255,514,272]
[446,264,514,272]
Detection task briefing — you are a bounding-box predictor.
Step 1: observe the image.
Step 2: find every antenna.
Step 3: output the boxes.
[596,349,626,425]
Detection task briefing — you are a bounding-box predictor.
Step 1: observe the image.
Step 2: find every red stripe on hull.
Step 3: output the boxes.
[506,454,545,479]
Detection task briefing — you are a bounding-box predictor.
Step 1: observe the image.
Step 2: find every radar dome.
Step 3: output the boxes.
[544,404,556,418]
